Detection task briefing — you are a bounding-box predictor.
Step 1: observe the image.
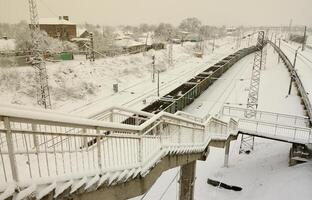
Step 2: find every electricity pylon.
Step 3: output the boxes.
[240,31,266,153]
[28,0,52,109]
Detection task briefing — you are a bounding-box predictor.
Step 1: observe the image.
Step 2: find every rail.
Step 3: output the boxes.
[0,104,237,199]
[268,41,312,126]
[221,106,310,127]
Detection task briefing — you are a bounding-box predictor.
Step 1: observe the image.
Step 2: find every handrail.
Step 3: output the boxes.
[268,41,312,126]
[0,103,236,196]
[222,106,310,127]
[238,118,312,144]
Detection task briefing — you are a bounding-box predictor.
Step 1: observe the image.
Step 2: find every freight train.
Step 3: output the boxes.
[141,46,257,114]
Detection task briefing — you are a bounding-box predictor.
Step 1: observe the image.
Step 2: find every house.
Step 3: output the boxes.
[37,16,77,40]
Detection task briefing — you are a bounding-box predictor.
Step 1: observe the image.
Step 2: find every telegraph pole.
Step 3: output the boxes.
[28,0,52,109]
[302,26,307,51]
[240,31,266,153]
[288,48,299,95]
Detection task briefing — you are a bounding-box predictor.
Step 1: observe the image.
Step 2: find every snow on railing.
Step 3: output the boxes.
[238,118,312,144]
[87,105,154,125]
[0,104,237,197]
[222,106,310,127]
[268,41,312,126]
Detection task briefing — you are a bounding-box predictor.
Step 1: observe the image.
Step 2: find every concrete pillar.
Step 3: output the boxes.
[179,161,196,200]
[224,140,230,167]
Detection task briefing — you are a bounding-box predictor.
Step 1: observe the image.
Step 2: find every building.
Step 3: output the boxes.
[38,16,77,40]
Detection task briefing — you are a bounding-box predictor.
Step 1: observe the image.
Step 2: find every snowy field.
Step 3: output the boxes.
[0,36,243,114]
[1,35,311,200]
[132,45,312,200]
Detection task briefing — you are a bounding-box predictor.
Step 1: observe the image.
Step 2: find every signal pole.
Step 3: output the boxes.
[28,0,52,109]
[240,31,266,153]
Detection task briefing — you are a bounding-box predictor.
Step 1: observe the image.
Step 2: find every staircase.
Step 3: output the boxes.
[0,104,237,200]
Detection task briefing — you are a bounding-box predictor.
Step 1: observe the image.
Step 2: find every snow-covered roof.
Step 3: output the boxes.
[39,18,75,25]
[115,39,144,47]
[77,28,87,36]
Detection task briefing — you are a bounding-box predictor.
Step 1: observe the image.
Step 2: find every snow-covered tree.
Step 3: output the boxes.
[154,23,175,42]
[179,17,202,33]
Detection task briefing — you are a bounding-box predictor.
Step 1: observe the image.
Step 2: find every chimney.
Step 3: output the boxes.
[63,16,69,21]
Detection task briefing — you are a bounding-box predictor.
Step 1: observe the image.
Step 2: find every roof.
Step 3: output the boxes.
[39,18,75,25]
[115,39,144,47]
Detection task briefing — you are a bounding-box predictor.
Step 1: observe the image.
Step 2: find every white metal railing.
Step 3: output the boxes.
[269,41,312,125]
[222,106,310,127]
[0,104,237,196]
[238,118,312,144]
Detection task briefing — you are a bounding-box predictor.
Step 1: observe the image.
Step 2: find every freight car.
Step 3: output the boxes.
[140,46,257,115]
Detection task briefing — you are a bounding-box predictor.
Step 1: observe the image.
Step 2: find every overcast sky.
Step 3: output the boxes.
[0,0,311,26]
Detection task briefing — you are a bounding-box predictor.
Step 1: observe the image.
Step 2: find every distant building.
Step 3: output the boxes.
[37,16,77,40]
[226,27,237,35]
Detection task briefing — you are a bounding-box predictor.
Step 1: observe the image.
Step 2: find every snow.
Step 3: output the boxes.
[279,41,312,105]
[132,45,312,200]
[39,18,75,25]
[1,40,234,111]
[0,39,15,51]
[1,34,312,199]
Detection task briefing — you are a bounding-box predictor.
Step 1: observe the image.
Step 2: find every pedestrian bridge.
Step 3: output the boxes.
[0,104,236,200]
[0,104,311,200]
[221,106,312,145]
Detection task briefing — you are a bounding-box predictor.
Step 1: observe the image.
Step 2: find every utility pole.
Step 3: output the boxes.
[278,38,281,63]
[157,70,160,97]
[288,19,293,40]
[28,0,52,109]
[167,31,173,66]
[152,55,155,82]
[240,31,265,153]
[302,26,307,51]
[88,32,95,62]
[288,48,299,95]
[212,35,215,53]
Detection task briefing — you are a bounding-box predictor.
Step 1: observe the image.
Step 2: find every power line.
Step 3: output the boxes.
[39,0,59,17]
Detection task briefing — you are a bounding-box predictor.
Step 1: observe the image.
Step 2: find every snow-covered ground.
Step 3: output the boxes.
[0,36,244,114]
[279,40,312,104]
[132,45,312,200]
[0,39,15,51]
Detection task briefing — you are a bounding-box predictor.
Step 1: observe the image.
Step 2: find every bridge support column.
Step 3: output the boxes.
[224,140,230,167]
[179,161,196,200]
